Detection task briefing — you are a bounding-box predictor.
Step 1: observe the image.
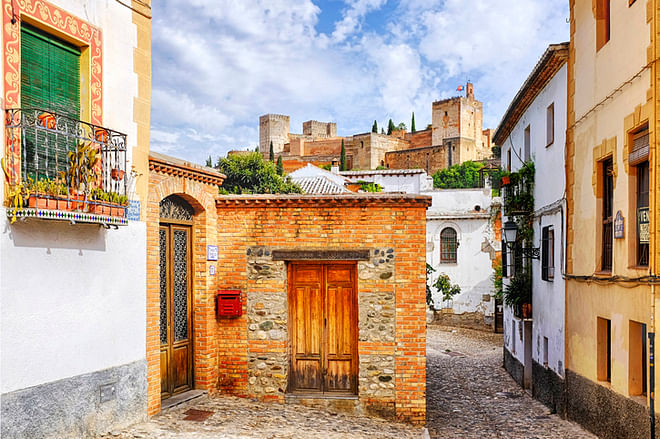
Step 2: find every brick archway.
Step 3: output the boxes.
[146,156,222,415]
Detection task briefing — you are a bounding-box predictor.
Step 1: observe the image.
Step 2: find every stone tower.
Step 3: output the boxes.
[259,114,290,157]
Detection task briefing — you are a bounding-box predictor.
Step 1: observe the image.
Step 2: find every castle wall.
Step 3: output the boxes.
[259,114,290,156]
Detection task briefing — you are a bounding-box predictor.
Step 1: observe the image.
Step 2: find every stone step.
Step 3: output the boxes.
[161,389,207,411]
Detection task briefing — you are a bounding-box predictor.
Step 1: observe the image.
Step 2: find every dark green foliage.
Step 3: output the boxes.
[503,267,531,308]
[216,152,302,194]
[432,161,484,189]
[320,164,332,170]
[276,156,283,176]
[491,145,501,157]
[340,140,347,171]
[411,112,416,133]
[492,259,503,300]
[502,161,535,244]
[426,263,435,307]
[205,155,212,167]
[269,141,274,162]
[387,119,394,135]
[381,128,385,134]
[396,122,406,131]
[372,120,378,133]
[433,273,461,303]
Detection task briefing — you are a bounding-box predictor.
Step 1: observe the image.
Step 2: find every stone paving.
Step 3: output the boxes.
[426,325,594,438]
[100,326,595,439]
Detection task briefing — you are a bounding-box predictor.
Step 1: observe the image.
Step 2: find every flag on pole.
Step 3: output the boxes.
[457,85,464,92]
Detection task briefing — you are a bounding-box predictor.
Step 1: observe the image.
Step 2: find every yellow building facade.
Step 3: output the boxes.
[565,1,659,437]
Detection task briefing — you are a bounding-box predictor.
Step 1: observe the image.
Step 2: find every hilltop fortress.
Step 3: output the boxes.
[259,83,493,173]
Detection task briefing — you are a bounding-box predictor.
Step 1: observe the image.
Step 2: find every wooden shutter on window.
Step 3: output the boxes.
[21,23,80,118]
[629,129,649,166]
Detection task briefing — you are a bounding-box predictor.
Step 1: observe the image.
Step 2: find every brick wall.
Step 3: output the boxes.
[385,144,453,174]
[214,195,430,424]
[406,129,432,149]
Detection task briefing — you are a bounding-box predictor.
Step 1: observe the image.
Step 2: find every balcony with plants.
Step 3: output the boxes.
[3,108,130,226]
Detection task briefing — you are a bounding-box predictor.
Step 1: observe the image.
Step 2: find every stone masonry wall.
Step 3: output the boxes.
[214,196,429,424]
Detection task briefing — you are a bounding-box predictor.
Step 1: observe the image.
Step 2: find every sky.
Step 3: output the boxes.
[150,0,570,166]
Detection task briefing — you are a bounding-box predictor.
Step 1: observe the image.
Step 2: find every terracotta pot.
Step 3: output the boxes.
[111,168,125,181]
[94,128,109,143]
[27,194,48,209]
[60,194,85,211]
[93,203,111,216]
[501,176,510,185]
[38,113,56,129]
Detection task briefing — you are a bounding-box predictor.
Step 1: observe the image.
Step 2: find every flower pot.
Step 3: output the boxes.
[93,203,111,216]
[94,128,109,143]
[27,194,48,209]
[38,112,56,129]
[111,168,125,181]
[60,194,85,211]
[501,176,510,185]
[110,204,126,218]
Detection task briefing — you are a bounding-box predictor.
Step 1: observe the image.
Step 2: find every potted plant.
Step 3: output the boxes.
[38,112,56,129]
[60,141,100,210]
[503,269,532,319]
[26,178,56,209]
[94,128,109,143]
[111,168,125,181]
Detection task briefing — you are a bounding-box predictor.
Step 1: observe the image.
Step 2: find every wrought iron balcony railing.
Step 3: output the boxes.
[4,108,129,225]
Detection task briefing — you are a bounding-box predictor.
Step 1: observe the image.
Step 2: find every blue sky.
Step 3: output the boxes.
[150,0,569,165]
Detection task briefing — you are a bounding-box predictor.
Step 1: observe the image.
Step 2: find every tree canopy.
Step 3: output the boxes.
[372,120,378,133]
[216,152,302,194]
[432,161,484,189]
[340,139,347,171]
[387,119,395,135]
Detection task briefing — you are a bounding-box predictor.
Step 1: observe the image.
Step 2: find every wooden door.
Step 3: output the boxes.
[159,224,193,399]
[289,263,357,395]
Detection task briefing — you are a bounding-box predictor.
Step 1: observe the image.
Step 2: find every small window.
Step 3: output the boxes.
[636,161,649,266]
[440,228,457,263]
[543,337,549,367]
[629,320,647,396]
[502,241,508,278]
[541,226,555,281]
[524,125,531,162]
[597,317,611,382]
[601,159,614,272]
[507,148,511,172]
[596,0,611,51]
[546,103,554,146]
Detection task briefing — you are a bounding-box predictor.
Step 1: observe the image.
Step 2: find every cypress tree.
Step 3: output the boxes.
[381,128,385,134]
[276,156,284,175]
[411,112,416,133]
[340,139,347,171]
[269,141,274,162]
[387,119,394,135]
[372,120,378,133]
[205,155,212,167]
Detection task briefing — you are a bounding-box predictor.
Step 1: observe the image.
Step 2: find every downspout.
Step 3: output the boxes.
[651,1,658,437]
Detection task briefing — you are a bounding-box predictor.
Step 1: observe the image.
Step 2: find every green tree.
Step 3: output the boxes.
[387,119,394,135]
[396,122,407,131]
[432,160,485,189]
[269,141,274,162]
[205,155,212,167]
[372,120,378,133]
[381,128,385,134]
[411,112,416,133]
[340,139,347,171]
[216,152,302,194]
[276,156,284,176]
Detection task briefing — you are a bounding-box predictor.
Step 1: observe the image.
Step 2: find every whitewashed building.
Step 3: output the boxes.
[493,43,568,413]
[340,168,433,193]
[424,188,500,328]
[0,1,152,437]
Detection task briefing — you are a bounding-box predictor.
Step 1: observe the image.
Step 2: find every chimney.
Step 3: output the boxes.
[331,158,340,174]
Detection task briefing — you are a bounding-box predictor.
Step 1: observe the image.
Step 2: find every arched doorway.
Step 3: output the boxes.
[159,195,195,399]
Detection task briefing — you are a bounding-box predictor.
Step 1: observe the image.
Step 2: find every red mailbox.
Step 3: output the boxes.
[217,290,242,318]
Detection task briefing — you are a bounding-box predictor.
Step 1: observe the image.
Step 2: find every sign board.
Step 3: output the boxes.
[638,207,649,244]
[209,265,215,276]
[127,200,140,221]
[207,245,219,261]
[614,210,625,239]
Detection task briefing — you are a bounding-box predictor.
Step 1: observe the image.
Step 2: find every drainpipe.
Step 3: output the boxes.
[650,3,657,437]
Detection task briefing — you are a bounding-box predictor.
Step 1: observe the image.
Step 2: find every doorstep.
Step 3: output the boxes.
[161,389,207,411]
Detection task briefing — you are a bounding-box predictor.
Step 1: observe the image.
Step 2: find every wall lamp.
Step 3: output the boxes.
[502,219,540,259]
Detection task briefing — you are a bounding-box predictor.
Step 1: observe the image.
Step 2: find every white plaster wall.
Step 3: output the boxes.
[424,188,497,316]
[0,1,146,393]
[0,221,147,393]
[341,172,433,193]
[500,62,567,376]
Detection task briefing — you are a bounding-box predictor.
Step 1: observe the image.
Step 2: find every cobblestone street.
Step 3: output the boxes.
[100,326,594,439]
[426,326,594,438]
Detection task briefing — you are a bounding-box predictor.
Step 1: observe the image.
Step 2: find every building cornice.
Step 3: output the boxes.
[149,152,225,186]
[215,193,432,208]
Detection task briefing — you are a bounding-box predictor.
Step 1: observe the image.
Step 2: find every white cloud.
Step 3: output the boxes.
[150,0,569,164]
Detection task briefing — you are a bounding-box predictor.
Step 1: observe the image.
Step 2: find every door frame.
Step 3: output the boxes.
[287,261,359,396]
[159,218,195,400]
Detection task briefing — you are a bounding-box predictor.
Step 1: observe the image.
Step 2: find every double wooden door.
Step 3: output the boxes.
[288,262,357,395]
[159,223,193,399]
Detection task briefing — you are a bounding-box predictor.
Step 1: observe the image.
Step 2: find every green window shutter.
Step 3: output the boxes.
[21,23,80,118]
[20,24,81,180]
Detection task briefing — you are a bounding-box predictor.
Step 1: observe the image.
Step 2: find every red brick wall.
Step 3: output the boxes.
[213,196,429,424]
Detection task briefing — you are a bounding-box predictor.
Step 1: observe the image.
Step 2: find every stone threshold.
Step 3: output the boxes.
[161,389,207,411]
[285,393,359,400]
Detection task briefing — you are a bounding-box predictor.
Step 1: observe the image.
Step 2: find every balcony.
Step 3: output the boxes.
[4,108,129,226]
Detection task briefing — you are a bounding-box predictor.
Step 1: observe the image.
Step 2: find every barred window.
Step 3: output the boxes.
[440,228,458,263]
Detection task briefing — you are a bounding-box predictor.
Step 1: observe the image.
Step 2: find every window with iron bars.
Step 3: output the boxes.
[440,227,458,263]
